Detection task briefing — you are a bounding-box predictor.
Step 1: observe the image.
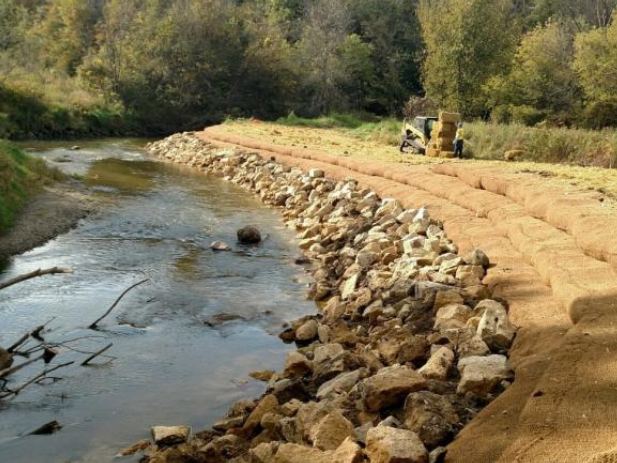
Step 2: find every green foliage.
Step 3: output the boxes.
[418,0,520,117]
[574,13,617,127]
[486,21,580,125]
[276,112,369,129]
[466,120,617,166]
[2,0,617,138]
[0,140,61,233]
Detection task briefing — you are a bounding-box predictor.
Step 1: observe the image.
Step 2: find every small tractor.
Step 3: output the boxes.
[399,116,438,154]
[399,112,461,158]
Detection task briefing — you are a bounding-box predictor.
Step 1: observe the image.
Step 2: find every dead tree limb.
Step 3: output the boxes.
[0,354,44,379]
[0,268,73,291]
[7,333,30,354]
[8,318,57,355]
[0,361,74,399]
[88,279,148,330]
[81,343,113,366]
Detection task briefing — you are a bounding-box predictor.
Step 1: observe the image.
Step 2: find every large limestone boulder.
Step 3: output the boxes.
[309,411,355,450]
[274,438,362,463]
[314,343,345,364]
[366,426,428,463]
[404,391,459,448]
[296,319,319,342]
[457,355,513,396]
[434,304,472,331]
[150,426,190,446]
[317,369,362,399]
[309,169,325,178]
[361,365,428,412]
[284,351,314,379]
[418,347,454,381]
[243,394,279,433]
[476,301,516,350]
[464,249,490,268]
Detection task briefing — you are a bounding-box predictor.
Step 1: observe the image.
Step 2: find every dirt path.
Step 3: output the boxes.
[0,182,94,261]
[197,125,617,463]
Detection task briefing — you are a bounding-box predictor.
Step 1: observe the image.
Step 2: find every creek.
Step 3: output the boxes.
[0,139,314,463]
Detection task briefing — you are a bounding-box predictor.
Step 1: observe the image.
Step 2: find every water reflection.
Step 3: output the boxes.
[0,140,314,463]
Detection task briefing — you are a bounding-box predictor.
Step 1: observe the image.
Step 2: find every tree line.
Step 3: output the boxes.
[0,0,616,135]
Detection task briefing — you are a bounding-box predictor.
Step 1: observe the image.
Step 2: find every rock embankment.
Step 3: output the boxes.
[140,134,517,463]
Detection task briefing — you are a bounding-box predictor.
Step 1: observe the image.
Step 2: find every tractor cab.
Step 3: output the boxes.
[400,116,438,154]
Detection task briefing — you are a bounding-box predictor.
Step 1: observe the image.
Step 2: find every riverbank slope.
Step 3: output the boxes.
[0,141,92,261]
[196,124,617,463]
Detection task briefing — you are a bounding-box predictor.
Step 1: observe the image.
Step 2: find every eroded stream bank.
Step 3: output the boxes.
[0,140,315,463]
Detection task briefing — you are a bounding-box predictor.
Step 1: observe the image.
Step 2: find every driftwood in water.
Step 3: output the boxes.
[88,279,148,329]
[0,361,74,399]
[8,317,56,354]
[81,343,113,366]
[0,267,73,291]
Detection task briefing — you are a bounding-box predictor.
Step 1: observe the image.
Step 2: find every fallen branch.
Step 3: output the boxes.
[8,318,57,354]
[81,343,113,366]
[88,279,148,330]
[0,268,73,291]
[0,354,44,379]
[0,361,74,399]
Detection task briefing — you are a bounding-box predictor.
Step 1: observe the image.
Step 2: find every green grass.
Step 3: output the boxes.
[272,112,617,168]
[0,82,138,140]
[273,112,402,145]
[466,121,617,167]
[0,140,62,234]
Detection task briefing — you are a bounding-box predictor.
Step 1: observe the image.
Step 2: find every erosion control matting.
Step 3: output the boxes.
[197,126,617,463]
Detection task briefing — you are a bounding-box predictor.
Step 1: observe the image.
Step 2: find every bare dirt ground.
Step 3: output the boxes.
[198,123,617,463]
[0,182,94,261]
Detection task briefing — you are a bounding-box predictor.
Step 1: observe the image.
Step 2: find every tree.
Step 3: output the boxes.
[573,11,617,127]
[296,0,351,114]
[487,21,580,124]
[230,0,301,118]
[0,0,28,80]
[418,0,520,117]
[35,0,105,74]
[528,0,617,29]
[347,0,423,114]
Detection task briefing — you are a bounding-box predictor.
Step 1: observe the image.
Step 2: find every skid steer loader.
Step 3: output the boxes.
[399,116,438,154]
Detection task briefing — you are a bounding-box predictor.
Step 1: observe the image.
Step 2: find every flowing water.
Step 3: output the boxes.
[0,139,314,463]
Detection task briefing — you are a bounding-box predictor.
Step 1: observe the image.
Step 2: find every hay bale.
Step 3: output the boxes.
[440,151,456,159]
[427,147,441,158]
[436,141,454,151]
[504,150,527,162]
[439,112,461,124]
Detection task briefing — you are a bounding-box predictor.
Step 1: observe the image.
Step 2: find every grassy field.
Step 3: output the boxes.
[0,140,62,234]
[264,113,617,168]
[221,116,617,200]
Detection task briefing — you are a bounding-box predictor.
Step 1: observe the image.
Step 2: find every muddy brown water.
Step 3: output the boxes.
[0,139,314,463]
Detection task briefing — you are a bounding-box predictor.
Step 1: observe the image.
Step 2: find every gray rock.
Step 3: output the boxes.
[457,355,513,396]
[404,391,458,448]
[317,369,362,399]
[210,240,231,251]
